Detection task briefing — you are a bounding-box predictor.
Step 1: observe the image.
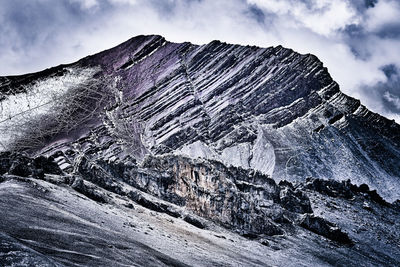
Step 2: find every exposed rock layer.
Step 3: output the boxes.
[2,35,398,199]
[1,153,399,266]
[1,35,400,266]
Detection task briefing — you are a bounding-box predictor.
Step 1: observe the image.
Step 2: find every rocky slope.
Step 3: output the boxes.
[1,153,399,266]
[1,35,400,266]
[3,35,398,200]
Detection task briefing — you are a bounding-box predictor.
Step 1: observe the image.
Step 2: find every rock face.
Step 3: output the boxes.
[1,35,400,266]
[299,214,353,245]
[77,154,293,237]
[2,35,398,200]
[1,152,400,266]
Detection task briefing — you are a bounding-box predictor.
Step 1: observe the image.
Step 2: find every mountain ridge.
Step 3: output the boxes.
[1,34,400,201]
[1,35,400,266]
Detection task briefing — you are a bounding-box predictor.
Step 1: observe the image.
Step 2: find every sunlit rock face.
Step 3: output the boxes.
[3,35,396,200]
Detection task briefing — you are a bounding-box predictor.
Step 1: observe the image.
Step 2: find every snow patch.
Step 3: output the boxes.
[0,67,99,150]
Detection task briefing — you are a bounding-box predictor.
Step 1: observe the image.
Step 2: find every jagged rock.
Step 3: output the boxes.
[362,202,372,211]
[302,177,389,206]
[299,214,353,245]
[74,153,300,236]
[71,176,107,203]
[2,35,400,201]
[302,178,354,199]
[0,152,12,175]
[183,215,207,229]
[33,156,63,176]
[393,200,400,211]
[1,35,400,266]
[128,190,181,218]
[366,190,388,206]
[351,184,389,206]
[279,186,313,214]
[8,155,31,177]
[278,180,295,189]
[0,152,62,179]
[77,156,124,195]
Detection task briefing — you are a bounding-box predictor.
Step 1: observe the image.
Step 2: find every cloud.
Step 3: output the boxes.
[69,0,99,10]
[0,0,399,122]
[384,91,400,109]
[248,0,361,36]
[365,0,400,32]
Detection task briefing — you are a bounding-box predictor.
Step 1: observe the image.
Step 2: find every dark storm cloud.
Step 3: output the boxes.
[374,65,400,112]
[0,0,400,121]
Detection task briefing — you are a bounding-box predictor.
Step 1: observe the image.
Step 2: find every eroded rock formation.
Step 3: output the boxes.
[1,35,400,266]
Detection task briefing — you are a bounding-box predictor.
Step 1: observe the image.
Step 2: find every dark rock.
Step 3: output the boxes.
[392,200,400,211]
[9,156,32,177]
[183,215,206,229]
[0,152,12,175]
[125,203,134,209]
[302,178,389,206]
[328,113,344,124]
[350,183,389,206]
[240,231,259,239]
[362,202,373,211]
[71,177,107,203]
[128,190,181,218]
[279,186,313,214]
[358,184,370,193]
[302,178,354,199]
[0,152,62,179]
[80,154,287,236]
[299,214,353,245]
[128,191,165,212]
[278,180,294,189]
[313,124,325,133]
[367,190,388,206]
[77,156,124,195]
[165,206,181,218]
[33,156,63,175]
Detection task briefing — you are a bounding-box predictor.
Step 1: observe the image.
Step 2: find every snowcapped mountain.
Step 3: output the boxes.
[1,35,399,266]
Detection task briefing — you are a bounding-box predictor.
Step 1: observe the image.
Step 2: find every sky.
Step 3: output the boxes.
[0,0,400,122]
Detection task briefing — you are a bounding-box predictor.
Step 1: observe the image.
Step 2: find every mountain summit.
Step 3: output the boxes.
[2,34,399,200]
[1,35,400,266]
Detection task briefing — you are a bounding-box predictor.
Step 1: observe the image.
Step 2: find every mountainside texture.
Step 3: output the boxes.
[1,35,400,266]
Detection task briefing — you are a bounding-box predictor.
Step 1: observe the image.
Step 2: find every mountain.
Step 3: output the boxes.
[1,35,400,266]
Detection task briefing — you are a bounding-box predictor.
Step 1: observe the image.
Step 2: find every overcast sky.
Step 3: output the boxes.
[1,0,400,121]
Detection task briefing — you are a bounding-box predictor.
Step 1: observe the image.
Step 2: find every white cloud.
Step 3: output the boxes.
[365,0,400,31]
[247,0,361,36]
[69,0,99,10]
[107,0,138,5]
[384,91,400,109]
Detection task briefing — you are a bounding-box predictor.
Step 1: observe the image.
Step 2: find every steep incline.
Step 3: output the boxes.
[1,153,400,266]
[1,35,400,200]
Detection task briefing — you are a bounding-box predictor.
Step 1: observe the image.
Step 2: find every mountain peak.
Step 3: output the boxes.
[1,35,400,266]
[1,35,400,201]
